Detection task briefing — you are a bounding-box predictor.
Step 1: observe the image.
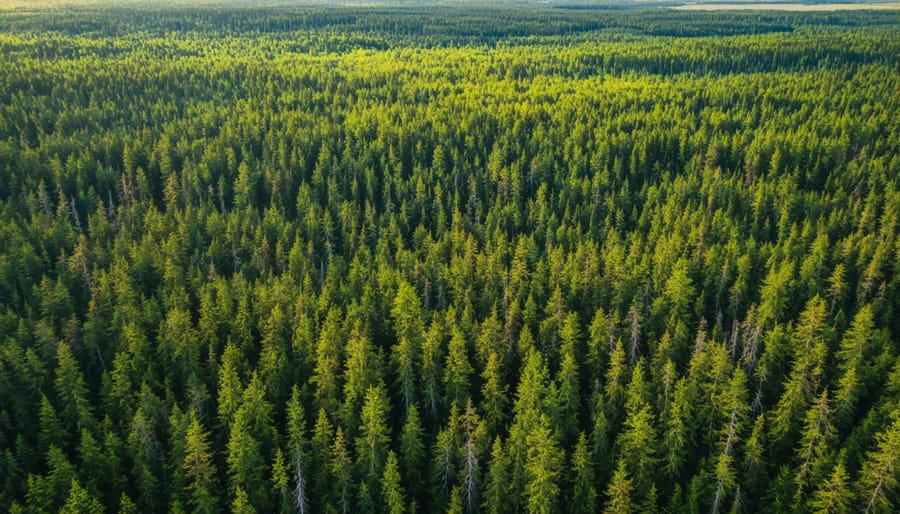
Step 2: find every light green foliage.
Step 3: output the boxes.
[391,280,424,415]
[857,413,900,514]
[381,451,406,514]
[183,413,218,514]
[331,427,353,514]
[481,351,509,435]
[226,409,264,510]
[569,432,597,514]
[444,325,473,409]
[809,461,854,514]
[357,385,391,485]
[771,296,831,444]
[525,415,564,514]
[483,437,509,514]
[400,404,426,486]
[604,461,635,514]
[60,479,103,514]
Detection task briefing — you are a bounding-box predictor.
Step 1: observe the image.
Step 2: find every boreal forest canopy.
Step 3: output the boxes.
[0,3,898,513]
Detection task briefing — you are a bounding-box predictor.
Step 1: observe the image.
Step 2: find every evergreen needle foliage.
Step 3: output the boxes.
[0,4,898,513]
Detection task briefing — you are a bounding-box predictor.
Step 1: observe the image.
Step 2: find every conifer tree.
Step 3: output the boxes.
[391,280,424,415]
[60,479,103,514]
[183,412,218,514]
[54,343,94,436]
[357,385,391,488]
[857,412,900,514]
[794,390,836,497]
[525,415,563,514]
[809,461,854,514]
[445,326,473,408]
[382,451,406,514]
[604,461,635,514]
[569,432,598,514]
[481,351,509,436]
[482,437,509,514]
[331,427,354,514]
[400,404,426,499]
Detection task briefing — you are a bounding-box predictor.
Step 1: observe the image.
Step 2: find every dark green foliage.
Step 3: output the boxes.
[0,4,898,513]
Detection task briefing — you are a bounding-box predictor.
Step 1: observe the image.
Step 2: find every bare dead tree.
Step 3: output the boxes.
[628,305,640,364]
[293,451,309,514]
[462,437,478,513]
[70,195,83,234]
[694,318,708,355]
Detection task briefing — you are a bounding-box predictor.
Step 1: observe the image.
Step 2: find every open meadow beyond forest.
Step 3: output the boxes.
[673,3,900,11]
[0,3,898,513]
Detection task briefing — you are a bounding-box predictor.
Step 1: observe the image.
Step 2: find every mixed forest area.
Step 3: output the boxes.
[0,4,899,513]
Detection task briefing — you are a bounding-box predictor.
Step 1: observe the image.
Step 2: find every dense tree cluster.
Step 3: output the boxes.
[0,5,898,513]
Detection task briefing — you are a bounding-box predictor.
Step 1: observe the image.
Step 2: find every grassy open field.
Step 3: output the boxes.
[674,2,900,10]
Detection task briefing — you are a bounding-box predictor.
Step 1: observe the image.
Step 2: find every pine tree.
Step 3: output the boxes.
[433,402,461,501]
[744,414,767,493]
[661,258,696,350]
[587,307,612,384]
[605,340,628,426]
[217,341,244,429]
[809,461,854,514]
[447,485,464,514]
[771,296,830,445]
[26,446,75,512]
[60,479,103,514]
[391,280,423,415]
[711,452,736,514]
[508,350,550,509]
[833,305,882,427]
[617,363,658,495]
[183,412,218,514]
[400,404,426,499]
[857,412,900,514]
[794,390,836,496]
[524,415,563,514]
[285,386,309,514]
[167,404,190,510]
[343,321,379,425]
[382,450,406,514]
[231,486,257,514]
[709,367,750,513]
[259,302,290,401]
[357,384,391,488]
[53,343,94,436]
[331,427,353,514]
[117,493,138,514]
[556,313,581,443]
[312,308,344,416]
[569,432,598,514]
[604,461,635,514]
[662,378,689,479]
[421,318,446,422]
[38,394,65,453]
[482,437,509,514]
[226,408,265,511]
[475,306,505,370]
[444,326,473,408]
[460,401,485,513]
[271,449,291,514]
[481,351,509,436]
[240,372,275,461]
[127,404,161,511]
